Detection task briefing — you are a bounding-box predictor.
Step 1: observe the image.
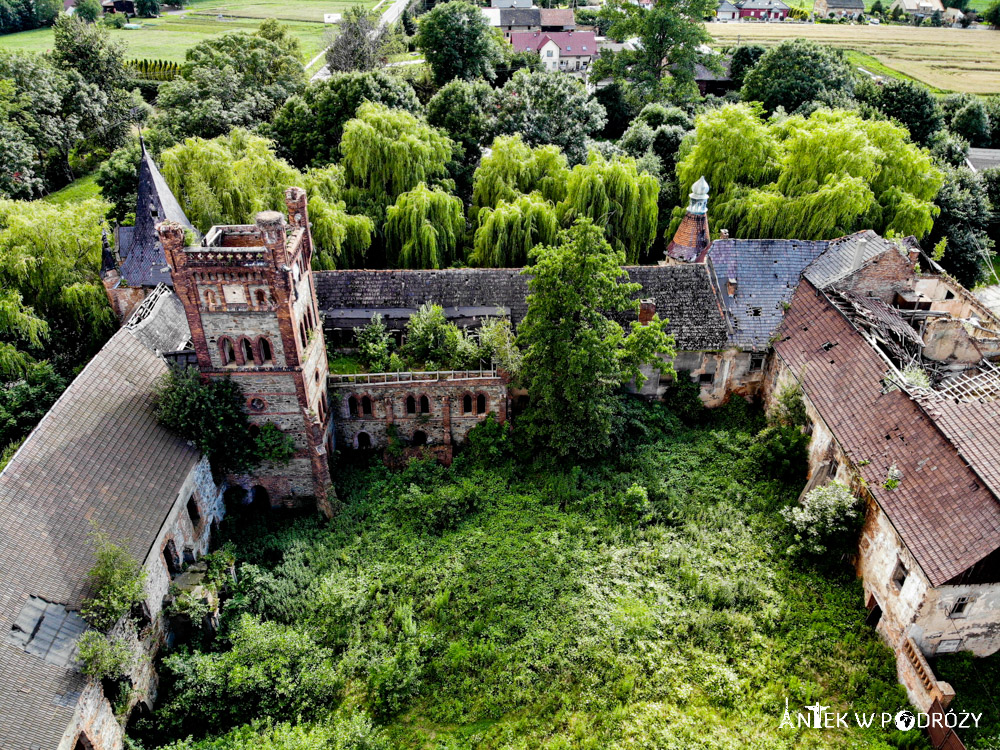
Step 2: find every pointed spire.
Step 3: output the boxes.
[666,175,712,264]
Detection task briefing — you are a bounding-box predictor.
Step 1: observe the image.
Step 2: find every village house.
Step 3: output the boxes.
[888,0,945,16]
[539,7,575,31]
[498,7,540,37]
[814,0,866,17]
[509,30,597,71]
[736,0,791,19]
[715,0,740,20]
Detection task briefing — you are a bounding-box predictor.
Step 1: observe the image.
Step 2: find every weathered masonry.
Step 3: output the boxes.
[157,189,333,513]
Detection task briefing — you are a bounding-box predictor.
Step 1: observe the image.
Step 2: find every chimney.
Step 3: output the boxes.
[727,277,738,297]
[157,220,188,272]
[720,228,730,240]
[638,298,656,325]
[255,210,288,266]
[285,186,309,230]
[665,176,711,264]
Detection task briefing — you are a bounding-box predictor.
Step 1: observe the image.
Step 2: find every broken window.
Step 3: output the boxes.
[219,337,236,366]
[699,372,714,384]
[164,539,180,577]
[891,560,908,590]
[749,354,765,372]
[361,396,373,416]
[348,395,359,417]
[463,394,473,414]
[419,395,430,414]
[949,596,972,619]
[476,393,487,414]
[240,338,255,365]
[187,495,200,525]
[406,395,416,415]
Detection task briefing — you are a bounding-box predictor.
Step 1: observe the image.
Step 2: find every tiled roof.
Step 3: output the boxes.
[119,145,195,288]
[915,396,1000,502]
[738,0,789,8]
[509,31,596,54]
[313,265,728,351]
[0,302,199,750]
[708,238,829,350]
[967,148,1000,173]
[803,230,897,289]
[774,280,1000,587]
[539,8,574,26]
[500,7,540,25]
[666,214,710,262]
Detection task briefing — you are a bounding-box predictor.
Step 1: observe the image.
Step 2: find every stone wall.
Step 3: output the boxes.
[330,375,507,452]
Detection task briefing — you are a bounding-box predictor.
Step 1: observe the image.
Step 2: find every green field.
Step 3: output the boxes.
[0,0,376,66]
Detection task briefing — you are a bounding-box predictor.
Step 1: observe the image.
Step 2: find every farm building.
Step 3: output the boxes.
[814,0,866,17]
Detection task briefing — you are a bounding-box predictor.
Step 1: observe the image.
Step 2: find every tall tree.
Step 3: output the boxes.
[741,39,854,114]
[594,0,716,100]
[269,71,420,169]
[384,182,465,268]
[339,102,454,208]
[415,0,504,86]
[493,71,606,165]
[426,78,495,203]
[863,79,943,147]
[557,153,660,265]
[156,26,305,140]
[0,198,114,373]
[324,7,393,73]
[673,104,942,242]
[471,193,559,267]
[926,167,994,288]
[73,0,101,23]
[517,219,675,460]
[256,18,302,61]
[471,135,569,216]
[159,129,372,269]
[729,44,766,86]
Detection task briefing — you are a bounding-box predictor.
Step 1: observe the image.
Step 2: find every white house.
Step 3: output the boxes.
[509,31,597,71]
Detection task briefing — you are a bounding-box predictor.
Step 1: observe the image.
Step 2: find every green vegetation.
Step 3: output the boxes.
[81,528,148,631]
[41,173,102,205]
[133,399,923,749]
[77,630,135,680]
[152,366,296,474]
[935,650,1000,748]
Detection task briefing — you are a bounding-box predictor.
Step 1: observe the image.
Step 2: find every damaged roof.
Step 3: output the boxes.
[774,280,1000,587]
[313,265,729,351]
[804,230,898,290]
[0,294,198,750]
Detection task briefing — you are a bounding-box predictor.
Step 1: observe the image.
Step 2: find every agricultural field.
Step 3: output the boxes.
[708,22,1000,94]
[0,0,376,68]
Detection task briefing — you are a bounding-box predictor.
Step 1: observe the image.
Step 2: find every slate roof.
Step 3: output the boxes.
[118,143,195,288]
[774,280,1000,587]
[313,265,728,351]
[0,298,198,750]
[510,31,596,55]
[823,0,865,9]
[967,148,1000,173]
[708,238,829,350]
[803,230,897,290]
[500,7,540,26]
[539,8,574,26]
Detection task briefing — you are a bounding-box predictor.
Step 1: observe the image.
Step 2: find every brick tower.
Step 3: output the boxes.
[158,188,333,515]
[665,175,712,264]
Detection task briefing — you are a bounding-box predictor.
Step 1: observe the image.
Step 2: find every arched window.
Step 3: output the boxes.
[300,321,308,349]
[75,733,95,750]
[361,395,373,416]
[319,392,328,421]
[357,431,371,449]
[255,289,267,305]
[476,393,487,414]
[463,394,473,414]
[220,337,236,366]
[204,290,217,308]
[259,337,273,365]
[241,338,255,365]
[412,430,427,446]
[405,395,416,415]
[348,395,359,417]
[419,395,430,414]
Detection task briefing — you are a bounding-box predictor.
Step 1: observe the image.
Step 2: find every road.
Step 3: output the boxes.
[310,0,413,81]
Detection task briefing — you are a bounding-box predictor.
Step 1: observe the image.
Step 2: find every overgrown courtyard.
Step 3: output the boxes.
[131,398,927,750]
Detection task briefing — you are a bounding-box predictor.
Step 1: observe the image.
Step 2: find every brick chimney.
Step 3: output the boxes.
[255,210,289,267]
[284,187,312,261]
[665,176,711,264]
[638,298,656,325]
[157,220,188,272]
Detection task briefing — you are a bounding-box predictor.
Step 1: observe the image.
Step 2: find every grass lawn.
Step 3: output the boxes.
[0,1,376,64]
[41,173,102,205]
[132,401,930,750]
[708,22,1000,94]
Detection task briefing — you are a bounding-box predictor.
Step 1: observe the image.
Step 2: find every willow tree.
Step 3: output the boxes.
[471,194,560,268]
[673,104,942,241]
[159,129,372,269]
[471,135,569,217]
[558,153,660,264]
[0,198,113,373]
[384,183,465,269]
[340,103,454,208]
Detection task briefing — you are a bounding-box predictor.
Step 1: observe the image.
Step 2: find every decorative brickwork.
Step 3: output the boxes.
[158,188,333,515]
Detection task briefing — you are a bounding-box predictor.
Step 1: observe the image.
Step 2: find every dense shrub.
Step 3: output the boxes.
[400,304,482,371]
[354,313,393,372]
[660,371,705,426]
[81,529,148,630]
[782,481,864,557]
[77,630,135,680]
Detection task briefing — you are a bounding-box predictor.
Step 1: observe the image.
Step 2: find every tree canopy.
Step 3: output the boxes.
[860,78,943,147]
[156,26,305,140]
[517,219,675,460]
[340,102,455,208]
[269,71,421,169]
[472,135,569,216]
[159,129,372,269]
[741,39,854,115]
[926,166,994,287]
[493,71,606,165]
[472,193,560,268]
[324,6,395,73]
[384,182,465,269]
[674,104,943,241]
[415,0,504,86]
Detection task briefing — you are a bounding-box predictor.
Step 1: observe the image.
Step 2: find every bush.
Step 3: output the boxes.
[157,716,388,750]
[401,304,483,370]
[463,413,512,466]
[78,630,135,680]
[740,424,810,484]
[103,12,127,28]
[355,313,393,372]
[478,317,522,377]
[782,481,863,557]
[609,482,654,526]
[81,529,148,630]
[255,423,296,465]
[767,380,808,428]
[661,372,705,426]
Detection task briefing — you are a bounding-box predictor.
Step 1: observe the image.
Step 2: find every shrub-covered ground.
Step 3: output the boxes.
[934,652,1000,748]
[133,400,926,750]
